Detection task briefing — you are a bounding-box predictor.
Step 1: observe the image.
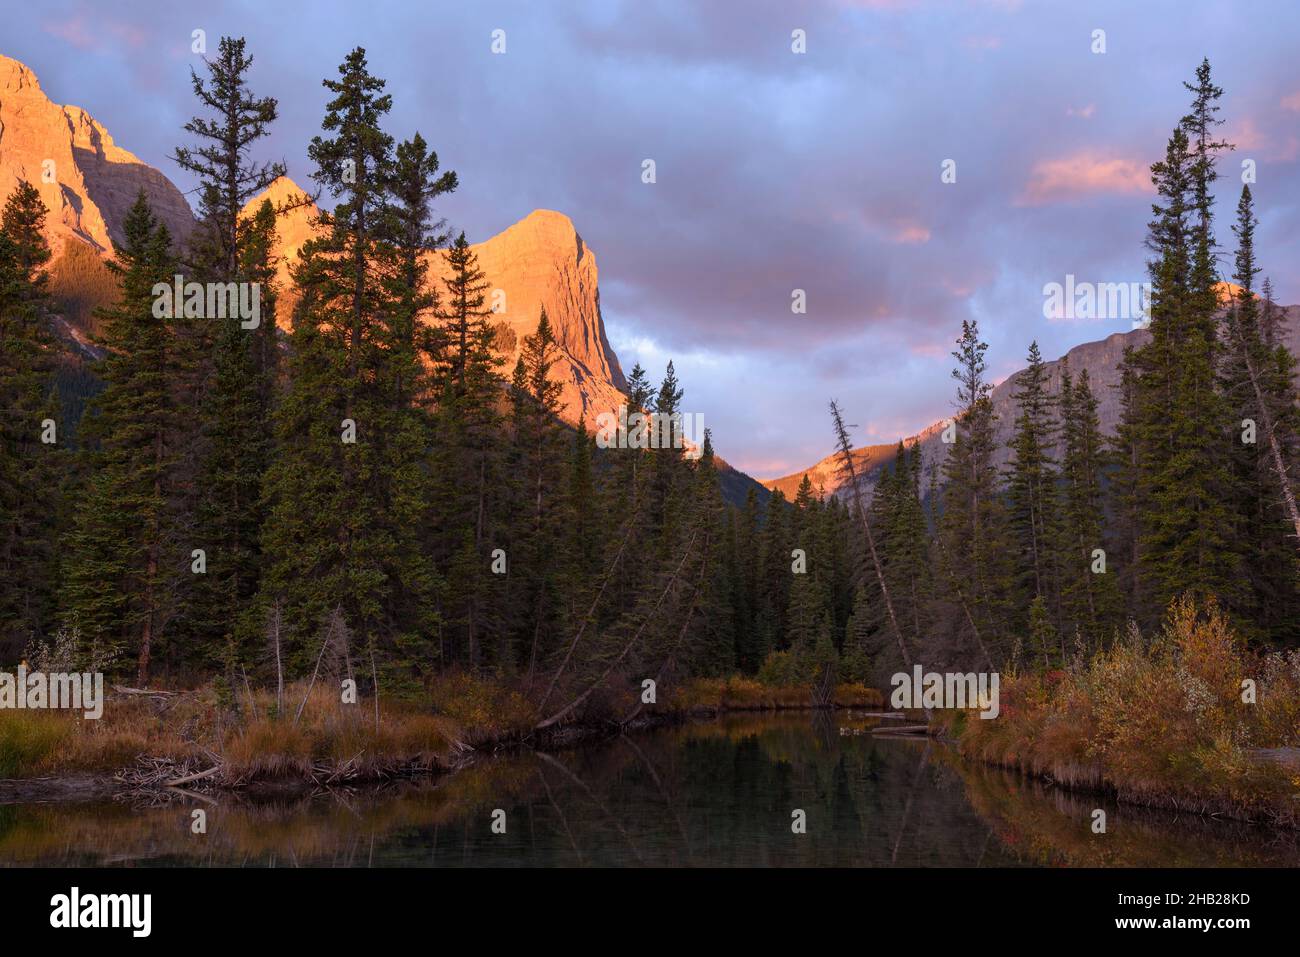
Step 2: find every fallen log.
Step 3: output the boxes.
[872,724,932,736]
[112,685,181,697]
[164,766,222,788]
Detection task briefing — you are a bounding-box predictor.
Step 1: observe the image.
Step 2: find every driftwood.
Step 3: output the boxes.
[165,765,222,788]
[115,755,222,798]
[872,724,932,736]
[112,685,181,697]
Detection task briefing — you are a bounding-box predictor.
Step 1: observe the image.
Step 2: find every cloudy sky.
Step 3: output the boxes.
[7,0,1300,478]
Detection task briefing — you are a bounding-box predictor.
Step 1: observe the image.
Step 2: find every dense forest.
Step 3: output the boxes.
[1,45,1298,721]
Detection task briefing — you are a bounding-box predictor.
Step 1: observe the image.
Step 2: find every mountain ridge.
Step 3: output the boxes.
[1,52,768,506]
[766,300,1300,501]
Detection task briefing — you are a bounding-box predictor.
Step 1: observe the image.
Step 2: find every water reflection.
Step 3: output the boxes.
[1,712,1295,867]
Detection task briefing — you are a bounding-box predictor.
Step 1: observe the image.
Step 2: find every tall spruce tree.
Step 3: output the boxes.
[429,232,508,670]
[257,49,441,686]
[1221,185,1300,643]
[938,320,1015,668]
[1123,64,1243,622]
[0,182,61,659]
[64,195,183,681]
[1005,341,1060,618]
[1056,363,1123,646]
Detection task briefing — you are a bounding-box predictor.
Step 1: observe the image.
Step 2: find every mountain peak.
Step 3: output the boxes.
[241,178,627,426]
[0,53,41,93]
[0,54,194,254]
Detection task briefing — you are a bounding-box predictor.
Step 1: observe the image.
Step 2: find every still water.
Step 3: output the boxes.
[2,712,1295,867]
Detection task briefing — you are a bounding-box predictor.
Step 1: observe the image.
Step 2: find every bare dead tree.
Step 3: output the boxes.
[266,599,284,715]
[369,644,380,731]
[538,493,639,713]
[535,529,700,731]
[829,400,912,669]
[1226,297,1300,545]
[296,606,349,724]
[621,534,709,725]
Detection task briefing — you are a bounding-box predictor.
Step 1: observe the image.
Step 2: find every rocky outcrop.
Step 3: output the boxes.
[246,177,628,428]
[0,54,194,255]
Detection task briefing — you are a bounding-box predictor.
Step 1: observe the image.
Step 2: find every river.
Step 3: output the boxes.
[1,712,1295,867]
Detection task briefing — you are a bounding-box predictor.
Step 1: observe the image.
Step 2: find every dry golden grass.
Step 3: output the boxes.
[669,675,883,712]
[954,596,1300,823]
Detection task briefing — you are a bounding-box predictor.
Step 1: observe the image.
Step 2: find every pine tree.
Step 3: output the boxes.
[647,360,686,557]
[171,37,290,668]
[0,182,61,658]
[510,310,567,676]
[786,476,830,650]
[1124,64,1243,621]
[937,320,1015,668]
[731,488,761,671]
[429,232,508,670]
[187,201,280,667]
[1005,341,1060,618]
[1056,363,1123,645]
[257,49,441,685]
[1109,346,1144,618]
[1220,185,1300,644]
[64,195,183,681]
[755,488,791,657]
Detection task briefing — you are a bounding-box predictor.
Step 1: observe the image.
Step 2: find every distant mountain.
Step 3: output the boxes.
[0,54,194,256]
[767,296,1300,501]
[247,178,630,429]
[1,52,769,507]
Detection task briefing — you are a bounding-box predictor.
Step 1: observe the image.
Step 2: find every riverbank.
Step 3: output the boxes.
[0,673,883,803]
[935,597,1300,827]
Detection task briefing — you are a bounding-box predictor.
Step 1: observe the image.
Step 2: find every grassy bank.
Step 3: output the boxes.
[667,676,883,713]
[939,597,1300,825]
[0,671,877,792]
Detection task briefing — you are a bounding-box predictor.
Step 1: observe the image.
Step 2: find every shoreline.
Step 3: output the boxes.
[0,693,890,805]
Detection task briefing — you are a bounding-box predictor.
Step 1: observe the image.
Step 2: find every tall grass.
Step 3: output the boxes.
[951,596,1300,823]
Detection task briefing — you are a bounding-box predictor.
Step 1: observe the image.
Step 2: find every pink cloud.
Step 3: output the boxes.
[42,15,96,51]
[1230,116,1300,162]
[1281,91,1300,113]
[892,221,931,244]
[43,12,149,53]
[1019,152,1150,205]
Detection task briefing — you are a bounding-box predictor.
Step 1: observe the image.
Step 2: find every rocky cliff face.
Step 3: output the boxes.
[247,177,628,428]
[768,303,1300,500]
[0,54,194,255]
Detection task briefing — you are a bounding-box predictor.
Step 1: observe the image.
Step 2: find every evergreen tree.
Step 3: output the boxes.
[1005,341,1060,618]
[187,201,280,667]
[510,310,567,676]
[1124,65,1243,621]
[1221,185,1300,644]
[937,320,1015,668]
[257,49,441,686]
[64,195,183,681]
[429,232,508,670]
[173,36,288,279]
[0,182,61,658]
[1056,363,1123,645]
